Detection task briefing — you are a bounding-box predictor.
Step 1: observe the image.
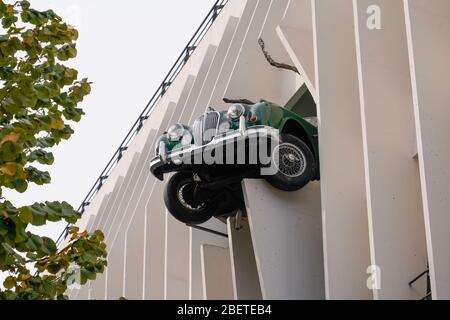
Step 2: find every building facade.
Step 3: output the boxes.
[68,0,450,300]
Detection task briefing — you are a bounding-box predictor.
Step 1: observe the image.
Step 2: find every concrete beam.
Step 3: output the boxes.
[192,17,239,112]
[140,183,166,299]
[89,176,124,300]
[261,0,301,105]
[353,0,427,299]
[164,46,222,299]
[312,0,371,299]
[102,153,141,237]
[243,180,324,299]
[105,132,157,299]
[404,0,450,299]
[225,0,295,106]
[207,0,259,108]
[120,100,178,300]
[178,45,218,125]
[86,194,110,231]
[200,245,234,300]
[190,220,228,299]
[276,0,316,99]
[227,217,262,300]
[164,212,190,299]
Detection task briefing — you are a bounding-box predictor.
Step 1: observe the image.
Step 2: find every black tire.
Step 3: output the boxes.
[164,172,217,224]
[265,133,316,192]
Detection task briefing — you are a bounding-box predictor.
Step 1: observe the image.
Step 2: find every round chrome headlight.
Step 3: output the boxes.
[227,104,245,121]
[167,123,185,142]
[180,131,193,146]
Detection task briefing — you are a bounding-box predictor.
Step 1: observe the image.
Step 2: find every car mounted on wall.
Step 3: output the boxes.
[150,99,320,225]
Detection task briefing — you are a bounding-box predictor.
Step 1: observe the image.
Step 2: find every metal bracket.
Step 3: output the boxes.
[187,224,228,238]
[118,146,128,161]
[409,266,431,300]
[409,269,429,287]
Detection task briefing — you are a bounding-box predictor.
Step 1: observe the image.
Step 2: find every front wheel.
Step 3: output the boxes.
[265,133,316,192]
[164,172,217,224]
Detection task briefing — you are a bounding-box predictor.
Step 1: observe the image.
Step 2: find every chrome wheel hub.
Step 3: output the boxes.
[177,183,205,211]
[273,143,306,177]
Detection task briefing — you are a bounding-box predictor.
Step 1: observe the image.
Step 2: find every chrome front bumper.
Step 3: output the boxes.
[150,118,279,181]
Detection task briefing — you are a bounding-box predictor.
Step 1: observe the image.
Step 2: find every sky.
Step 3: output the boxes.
[3,0,214,240]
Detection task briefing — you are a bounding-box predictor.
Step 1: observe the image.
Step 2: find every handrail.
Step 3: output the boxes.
[55,0,228,247]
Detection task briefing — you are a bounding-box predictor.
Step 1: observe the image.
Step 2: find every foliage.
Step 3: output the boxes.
[0,0,107,300]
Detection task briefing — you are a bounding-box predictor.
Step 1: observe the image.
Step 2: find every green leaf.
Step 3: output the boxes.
[41,236,57,255]
[19,206,33,223]
[1,242,26,264]
[25,252,38,260]
[92,230,105,241]
[35,261,47,273]
[57,44,77,61]
[0,219,10,236]
[63,106,84,122]
[34,84,50,101]
[0,142,21,162]
[12,179,28,193]
[36,136,56,148]
[25,166,51,185]
[29,204,47,226]
[80,251,97,264]
[5,291,18,300]
[13,218,28,243]
[42,280,57,297]
[26,234,43,252]
[28,149,54,165]
[3,276,15,289]
[46,262,61,274]
[80,266,96,284]
[20,1,31,9]
[28,276,41,287]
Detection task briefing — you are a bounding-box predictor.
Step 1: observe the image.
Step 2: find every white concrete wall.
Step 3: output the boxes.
[207,0,259,108]
[243,180,324,299]
[163,78,196,300]
[200,245,234,300]
[87,175,125,300]
[190,220,229,300]
[353,0,427,299]
[312,0,371,299]
[224,0,295,106]
[277,0,316,99]
[404,0,450,300]
[227,217,262,300]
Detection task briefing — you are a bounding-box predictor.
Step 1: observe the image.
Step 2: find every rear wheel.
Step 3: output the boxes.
[164,172,217,224]
[265,133,316,191]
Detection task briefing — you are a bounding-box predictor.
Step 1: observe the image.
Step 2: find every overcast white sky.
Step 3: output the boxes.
[4,0,214,240]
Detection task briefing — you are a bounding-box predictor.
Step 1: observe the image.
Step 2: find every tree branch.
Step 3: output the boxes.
[258,38,299,74]
[223,98,255,105]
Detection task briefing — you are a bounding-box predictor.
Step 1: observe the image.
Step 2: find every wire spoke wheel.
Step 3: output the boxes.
[265,133,316,192]
[177,182,206,211]
[273,142,306,177]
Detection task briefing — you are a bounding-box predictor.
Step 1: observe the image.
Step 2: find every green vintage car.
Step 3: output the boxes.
[150,100,319,224]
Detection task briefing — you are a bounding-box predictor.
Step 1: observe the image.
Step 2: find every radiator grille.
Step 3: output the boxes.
[193,111,220,145]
